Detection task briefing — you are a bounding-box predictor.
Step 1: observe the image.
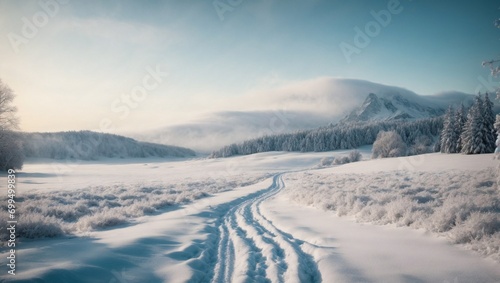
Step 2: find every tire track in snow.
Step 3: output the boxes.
[188,173,322,283]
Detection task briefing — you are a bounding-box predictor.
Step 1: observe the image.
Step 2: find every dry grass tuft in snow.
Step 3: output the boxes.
[283,167,500,261]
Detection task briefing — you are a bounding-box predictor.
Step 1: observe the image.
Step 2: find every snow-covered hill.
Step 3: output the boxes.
[134,78,477,152]
[20,131,196,160]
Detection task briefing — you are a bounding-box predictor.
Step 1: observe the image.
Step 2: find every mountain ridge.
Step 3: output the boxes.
[132,78,480,152]
[341,92,445,122]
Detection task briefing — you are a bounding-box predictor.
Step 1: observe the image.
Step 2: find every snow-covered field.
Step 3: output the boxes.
[1,150,499,282]
[0,151,349,241]
[284,153,500,262]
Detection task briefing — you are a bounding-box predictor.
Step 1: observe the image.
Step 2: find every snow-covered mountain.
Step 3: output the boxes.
[342,92,445,122]
[134,78,479,152]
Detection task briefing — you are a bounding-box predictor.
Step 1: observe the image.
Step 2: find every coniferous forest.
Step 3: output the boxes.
[210,117,444,158]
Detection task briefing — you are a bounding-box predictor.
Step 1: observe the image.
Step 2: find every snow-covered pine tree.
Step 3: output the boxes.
[461,95,487,154]
[495,114,500,155]
[433,132,441,152]
[454,104,467,153]
[440,106,457,153]
[496,88,500,157]
[481,17,500,183]
[483,92,497,153]
[496,90,500,157]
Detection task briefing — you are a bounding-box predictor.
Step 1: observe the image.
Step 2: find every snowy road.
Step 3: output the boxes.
[184,173,500,283]
[200,174,321,283]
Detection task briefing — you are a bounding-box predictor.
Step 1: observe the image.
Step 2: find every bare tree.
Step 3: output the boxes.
[0,79,23,170]
[0,80,19,131]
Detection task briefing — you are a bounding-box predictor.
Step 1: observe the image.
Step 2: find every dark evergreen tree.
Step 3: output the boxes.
[483,93,496,153]
[461,95,487,154]
[440,106,457,153]
[495,114,500,155]
[454,104,467,153]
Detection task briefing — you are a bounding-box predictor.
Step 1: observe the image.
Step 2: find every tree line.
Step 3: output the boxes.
[440,93,497,154]
[19,131,196,160]
[209,117,443,158]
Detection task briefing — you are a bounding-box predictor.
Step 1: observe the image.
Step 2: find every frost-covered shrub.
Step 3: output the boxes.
[435,197,478,231]
[385,197,417,225]
[348,150,362,162]
[319,157,334,167]
[0,211,63,240]
[76,210,127,232]
[451,212,500,244]
[334,156,350,165]
[372,131,407,158]
[17,214,65,239]
[321,150,362,167]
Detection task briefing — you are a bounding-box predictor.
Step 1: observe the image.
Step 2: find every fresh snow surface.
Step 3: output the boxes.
[1,150,499,282]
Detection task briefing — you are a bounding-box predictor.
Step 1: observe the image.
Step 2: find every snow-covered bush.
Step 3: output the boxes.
[348,150,362,162]
[333,156,351,165]
[319,156,334,167]
[319,150,362,167]
[14,214,65,239]
[451,212,500,244]
[410,135,433,155]
[372,131,407,158]
[76,209,127,232]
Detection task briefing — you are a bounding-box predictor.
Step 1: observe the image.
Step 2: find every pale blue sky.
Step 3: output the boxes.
[0,0,499,132]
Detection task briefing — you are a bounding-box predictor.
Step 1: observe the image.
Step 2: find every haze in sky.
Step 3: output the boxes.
[0,0,499,133]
